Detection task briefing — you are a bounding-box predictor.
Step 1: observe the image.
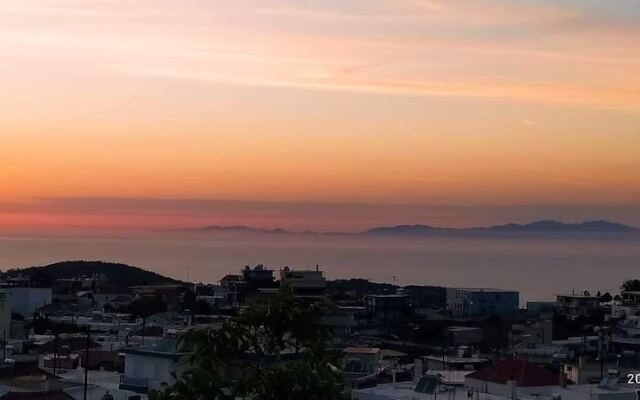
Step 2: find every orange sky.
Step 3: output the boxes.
[1,0,639,231]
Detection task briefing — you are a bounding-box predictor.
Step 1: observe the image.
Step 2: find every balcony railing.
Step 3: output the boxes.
[119,375,149,393]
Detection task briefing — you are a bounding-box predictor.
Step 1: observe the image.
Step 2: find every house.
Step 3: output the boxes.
[119,338,187,394]
[241,265,276,290]
[423,354,489,371]
[0,363,75,399]
[321,306,365,337]
[279,266,326,296]
[343,347,381,392]
[446,288,519,317]
[446,326,484,345]
[526,301,556,319]
[621,291,640,307]
[555,292,603,319]
[509,320,553,349]
[366,294,409,324]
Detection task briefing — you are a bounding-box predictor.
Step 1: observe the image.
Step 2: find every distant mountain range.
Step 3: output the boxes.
[364,220,638,236]
[183,220,639,237]
[185,225,289,234]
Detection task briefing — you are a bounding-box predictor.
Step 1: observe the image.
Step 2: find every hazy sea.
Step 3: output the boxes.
[1,232,639,303]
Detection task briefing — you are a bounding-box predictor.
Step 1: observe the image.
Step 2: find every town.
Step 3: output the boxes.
[0,261,638,400]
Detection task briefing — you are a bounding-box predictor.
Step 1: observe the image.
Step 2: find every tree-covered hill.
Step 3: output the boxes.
[2,260,181,287]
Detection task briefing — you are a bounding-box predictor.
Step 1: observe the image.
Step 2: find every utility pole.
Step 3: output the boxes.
[599,328,606,380]
[2,329,6,363]
[141,316,146,346]
[83,330,90,400]
[53,331,58,376]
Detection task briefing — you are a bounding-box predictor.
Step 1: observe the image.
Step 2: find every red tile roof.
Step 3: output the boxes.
[220,274,241,283]
[466,360,559,387]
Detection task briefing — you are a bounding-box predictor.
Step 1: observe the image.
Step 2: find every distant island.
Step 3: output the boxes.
[181,220,639,237]
[183,225,289,234]
[365,220,639,236]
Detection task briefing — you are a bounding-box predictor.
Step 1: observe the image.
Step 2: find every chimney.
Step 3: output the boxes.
[414,358,423,382]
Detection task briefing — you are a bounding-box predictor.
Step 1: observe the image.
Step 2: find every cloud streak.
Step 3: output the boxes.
[1,0,639,111]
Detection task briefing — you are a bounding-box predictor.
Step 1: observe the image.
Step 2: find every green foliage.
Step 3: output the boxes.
[150,286,340,400]
[128,295,168,318]
[621,279,640,292]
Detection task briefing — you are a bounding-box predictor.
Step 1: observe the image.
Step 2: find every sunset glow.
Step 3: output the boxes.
[1,0,639,232]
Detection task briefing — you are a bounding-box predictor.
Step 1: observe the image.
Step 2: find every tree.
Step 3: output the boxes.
[600,292,613,303]
[150,286,340,400]
[128,295,167,318]
[621,279,640,292]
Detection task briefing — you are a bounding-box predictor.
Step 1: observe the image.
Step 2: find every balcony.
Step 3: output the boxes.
[119,374,149,393]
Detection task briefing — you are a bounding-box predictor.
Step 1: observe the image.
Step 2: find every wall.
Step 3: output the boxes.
[5,287,52,316]
[124,352,179,391]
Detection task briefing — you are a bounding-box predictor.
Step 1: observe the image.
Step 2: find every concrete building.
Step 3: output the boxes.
[446,326,483,345]
[119,338,187,394]
[446,288,519,317]
[5,287,52,316]
[526,301,556,319]
[620,291,640,307]
[343,347,381,392]
[555,292,603,319]
[366,294,410,324]
[279,266,326,296]
[241,264,276,290]
[321,306,365,337]
[509,320,553,349]
[423,354,489,371]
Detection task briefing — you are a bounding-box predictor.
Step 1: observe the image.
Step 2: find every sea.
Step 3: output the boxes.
[1,232,639,303]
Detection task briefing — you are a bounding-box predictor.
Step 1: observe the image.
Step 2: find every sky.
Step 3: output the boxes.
[1,0,639,233]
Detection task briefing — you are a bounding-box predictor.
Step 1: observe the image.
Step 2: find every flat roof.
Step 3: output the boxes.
[344,347,380,355]
[453,288,518,293]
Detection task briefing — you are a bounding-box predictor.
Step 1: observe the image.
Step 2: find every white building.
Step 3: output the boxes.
[119,338,187,394]
[279,266,326,296]
[4,287,52,316]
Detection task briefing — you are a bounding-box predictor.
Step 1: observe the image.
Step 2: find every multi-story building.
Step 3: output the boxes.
[4,287,52,316]
[241,264,276,290]
[279,266,326,296]
[555,292,603,319]
[366,294,410,324]
[446,288,519,317]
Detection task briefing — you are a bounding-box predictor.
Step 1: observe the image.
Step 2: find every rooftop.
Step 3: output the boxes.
[466,360,559,387]
[344,347,380,355]
[454,288,518,293]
